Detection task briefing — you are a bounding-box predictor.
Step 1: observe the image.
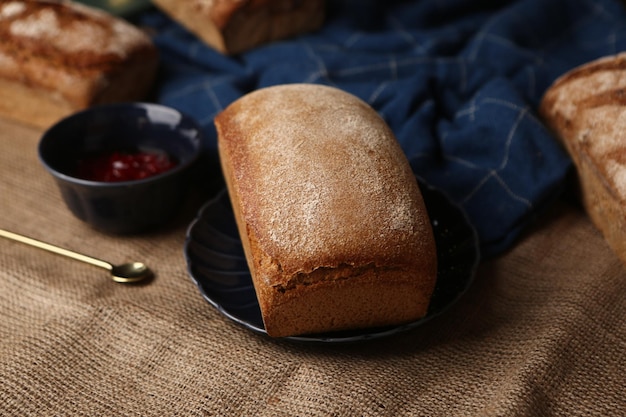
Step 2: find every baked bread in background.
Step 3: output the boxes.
[151,0,326,55]
[0,0,158,129]
[215,84,438,338]
[540,52,626,266]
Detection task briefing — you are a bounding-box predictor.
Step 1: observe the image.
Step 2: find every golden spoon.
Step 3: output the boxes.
[0,229,153,283]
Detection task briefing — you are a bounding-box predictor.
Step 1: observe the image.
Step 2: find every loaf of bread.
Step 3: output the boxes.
[151,0,325,55]
[540,52,626,265]
[0,0,158,128]
[215,84,438,337]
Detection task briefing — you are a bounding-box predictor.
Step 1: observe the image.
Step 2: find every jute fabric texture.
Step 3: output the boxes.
[0,119,625,416]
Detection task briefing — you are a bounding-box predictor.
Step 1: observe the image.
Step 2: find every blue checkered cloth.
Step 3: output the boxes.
[138,0,626,258]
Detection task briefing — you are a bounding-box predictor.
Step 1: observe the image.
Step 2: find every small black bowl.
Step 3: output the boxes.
[38,103,203,234]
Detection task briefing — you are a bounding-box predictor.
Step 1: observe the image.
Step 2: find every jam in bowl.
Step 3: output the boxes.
[75,149,178,182]
[38,103,203,234]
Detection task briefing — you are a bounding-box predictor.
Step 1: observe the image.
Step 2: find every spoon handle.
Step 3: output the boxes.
[0,229,112,271]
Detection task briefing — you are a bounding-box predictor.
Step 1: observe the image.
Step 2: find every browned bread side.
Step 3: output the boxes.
[0,0,158,128]
[540,52,626,264]
[151,0,325,54]
[215,84,438,337]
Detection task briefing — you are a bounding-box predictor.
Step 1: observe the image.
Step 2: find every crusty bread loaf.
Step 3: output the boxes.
[0,0,158,128]
[215,84,438,338]
[540,52,626,265]
[151,0,325,55]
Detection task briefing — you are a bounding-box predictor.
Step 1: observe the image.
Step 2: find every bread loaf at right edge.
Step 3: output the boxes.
[540,52,626,265]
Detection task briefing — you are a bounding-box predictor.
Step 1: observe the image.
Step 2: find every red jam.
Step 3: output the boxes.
[76,150,177,182]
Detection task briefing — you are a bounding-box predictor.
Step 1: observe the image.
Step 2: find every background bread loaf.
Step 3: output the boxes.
[0,0,158,128]
[152,0,325,55]
[540,52,626,265]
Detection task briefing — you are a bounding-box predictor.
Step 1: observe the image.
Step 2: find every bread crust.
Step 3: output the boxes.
[151,0,325,54]
[215,84,438,337]
[540,52,626,264]
[0,0,158,128]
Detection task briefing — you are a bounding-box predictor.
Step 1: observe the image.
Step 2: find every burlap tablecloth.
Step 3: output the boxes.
[1,117,625,416]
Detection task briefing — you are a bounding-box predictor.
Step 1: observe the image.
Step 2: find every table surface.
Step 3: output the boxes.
[1,116,625,416]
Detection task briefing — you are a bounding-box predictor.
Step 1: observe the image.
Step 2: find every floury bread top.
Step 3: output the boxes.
[215,84,436,286]
[0,0,158,127]
[0,1,151,67]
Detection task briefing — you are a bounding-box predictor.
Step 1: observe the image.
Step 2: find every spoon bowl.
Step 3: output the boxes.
[111,262,153,283]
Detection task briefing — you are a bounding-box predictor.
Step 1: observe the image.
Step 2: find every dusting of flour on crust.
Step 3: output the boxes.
[0,1,25,18]
[223,84,426,276]
[6,1,147,57]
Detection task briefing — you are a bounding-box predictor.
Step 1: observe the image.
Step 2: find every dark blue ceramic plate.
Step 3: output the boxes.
[184,181,480,343]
